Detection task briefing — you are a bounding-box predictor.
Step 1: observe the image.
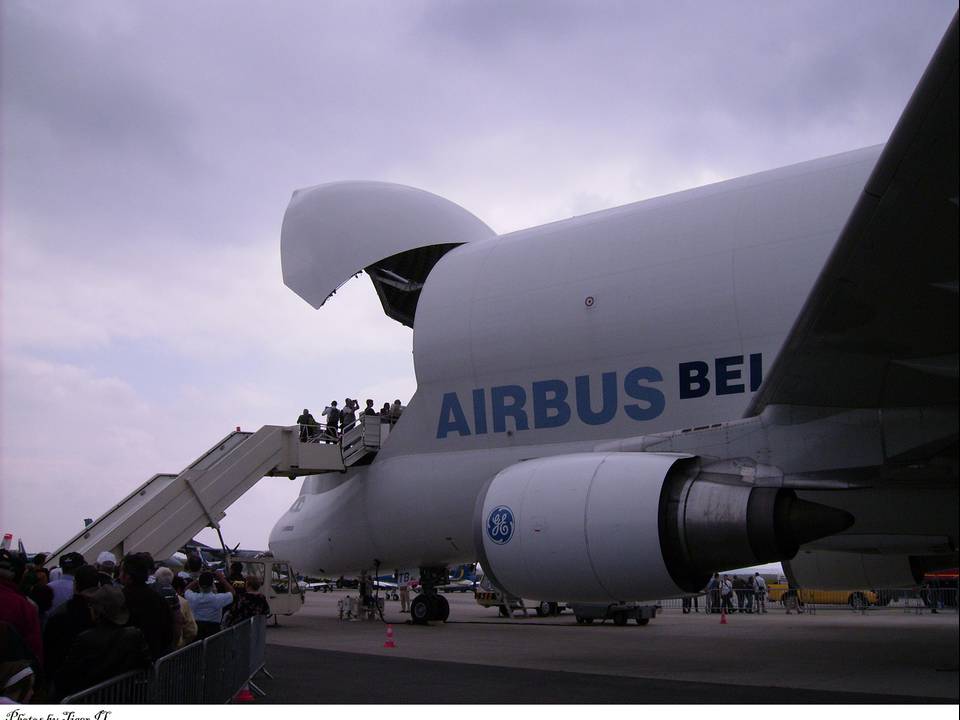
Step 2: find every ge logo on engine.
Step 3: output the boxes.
[486,506,515,545]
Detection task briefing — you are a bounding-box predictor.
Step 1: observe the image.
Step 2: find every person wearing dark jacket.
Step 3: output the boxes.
[227,562,247,596]
[323,401,341,439]
[42,565,103,681]
[296,409,318,441]
[223,577,270,627]
[54,585,151,700]
[120,553,174,660]
[20,565,53,626]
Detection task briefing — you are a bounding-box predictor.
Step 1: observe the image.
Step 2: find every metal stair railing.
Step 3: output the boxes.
[300,413,391,467]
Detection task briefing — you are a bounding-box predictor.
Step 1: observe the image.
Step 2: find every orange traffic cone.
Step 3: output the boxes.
[384,623,396,648]
[233,685,255,702]
[720,608,728,625]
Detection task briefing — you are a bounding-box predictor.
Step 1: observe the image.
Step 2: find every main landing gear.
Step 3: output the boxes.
[410,566,450,624]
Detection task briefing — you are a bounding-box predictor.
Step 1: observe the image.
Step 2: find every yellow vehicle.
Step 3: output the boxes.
[767,584,879,608]
[474,576,562,617]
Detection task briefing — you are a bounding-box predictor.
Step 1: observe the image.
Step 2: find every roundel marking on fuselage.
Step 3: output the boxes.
[486,506,515,545]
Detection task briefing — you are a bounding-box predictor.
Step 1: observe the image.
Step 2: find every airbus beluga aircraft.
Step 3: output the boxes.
[269,15,958,624]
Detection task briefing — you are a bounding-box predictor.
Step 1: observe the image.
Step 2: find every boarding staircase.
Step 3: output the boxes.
[47,415,387,567]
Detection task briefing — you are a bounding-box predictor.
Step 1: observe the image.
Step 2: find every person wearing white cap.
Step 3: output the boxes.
[96,551,118,585]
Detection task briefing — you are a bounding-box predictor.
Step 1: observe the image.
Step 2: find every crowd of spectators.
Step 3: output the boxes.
[682,572,769,614]
[297,398,404,442]
[0,547,271,703]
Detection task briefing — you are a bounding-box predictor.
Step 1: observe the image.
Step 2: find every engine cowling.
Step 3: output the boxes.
[474,452,853,602]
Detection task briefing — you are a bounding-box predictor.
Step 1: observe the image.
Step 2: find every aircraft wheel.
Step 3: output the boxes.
[411,595,431,624]
[613,611,628,626]
[536,601,550,617]
[548,602,560,616]
[434,594,450,622]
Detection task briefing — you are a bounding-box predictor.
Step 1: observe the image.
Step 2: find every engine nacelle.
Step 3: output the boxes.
[474,452,853,603]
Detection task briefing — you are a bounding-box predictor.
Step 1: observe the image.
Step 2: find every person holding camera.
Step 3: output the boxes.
[185,570,236,640]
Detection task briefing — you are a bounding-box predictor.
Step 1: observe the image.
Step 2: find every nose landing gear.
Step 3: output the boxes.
[410,566,451,624]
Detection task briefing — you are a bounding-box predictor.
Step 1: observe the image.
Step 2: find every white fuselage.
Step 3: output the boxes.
[268,146,880,576]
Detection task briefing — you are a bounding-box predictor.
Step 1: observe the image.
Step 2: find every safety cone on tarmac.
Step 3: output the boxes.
[384,624,396,648]
[720,608,728,625]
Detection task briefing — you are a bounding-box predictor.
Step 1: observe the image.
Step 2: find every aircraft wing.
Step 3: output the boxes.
[746,13,958,415]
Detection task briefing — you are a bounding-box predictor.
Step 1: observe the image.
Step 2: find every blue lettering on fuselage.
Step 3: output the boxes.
[436,353,762,439]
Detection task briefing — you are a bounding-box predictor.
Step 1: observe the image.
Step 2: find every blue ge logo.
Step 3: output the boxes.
[486,506,515,545]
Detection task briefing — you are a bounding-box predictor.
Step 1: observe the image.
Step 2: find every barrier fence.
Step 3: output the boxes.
[658,587,958,613]
[62,616,267,704]
[154,639,203,703]
[60,670,152,705]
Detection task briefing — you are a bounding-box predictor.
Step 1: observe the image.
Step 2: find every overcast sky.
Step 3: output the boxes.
[2,0,956,556]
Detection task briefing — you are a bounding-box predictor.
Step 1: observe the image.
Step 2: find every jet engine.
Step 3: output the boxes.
[474,452,853,602]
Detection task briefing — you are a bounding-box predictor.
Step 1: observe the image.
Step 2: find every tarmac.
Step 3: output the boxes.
[258,590,959,703]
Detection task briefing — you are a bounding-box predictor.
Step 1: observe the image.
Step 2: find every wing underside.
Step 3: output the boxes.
[747,13,958,415]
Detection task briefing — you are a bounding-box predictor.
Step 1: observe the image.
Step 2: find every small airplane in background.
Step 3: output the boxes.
[302,580,333,593]
[439,564,481,593]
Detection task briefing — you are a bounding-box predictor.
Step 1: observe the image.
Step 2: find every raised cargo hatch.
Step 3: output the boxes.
[281,181,495,327]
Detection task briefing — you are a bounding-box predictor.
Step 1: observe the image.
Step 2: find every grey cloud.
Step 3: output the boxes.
[4,0,955,260]
[3,4,194,163]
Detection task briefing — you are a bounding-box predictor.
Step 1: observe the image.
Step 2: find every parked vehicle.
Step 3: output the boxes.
[474,576,563,617]
[231,555,304,620]
[766,584,879,608]
[569,602,657,626]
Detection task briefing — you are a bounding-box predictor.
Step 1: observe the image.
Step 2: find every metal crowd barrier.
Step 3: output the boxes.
[154,639,204,703]
[202,626,232,703]
[61,670,152,704]
[249,609,266,675]
[658,587,958,614]
[62,616,268,704]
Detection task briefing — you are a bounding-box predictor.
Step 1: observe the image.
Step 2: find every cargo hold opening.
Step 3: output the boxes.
[365,243,462,328]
